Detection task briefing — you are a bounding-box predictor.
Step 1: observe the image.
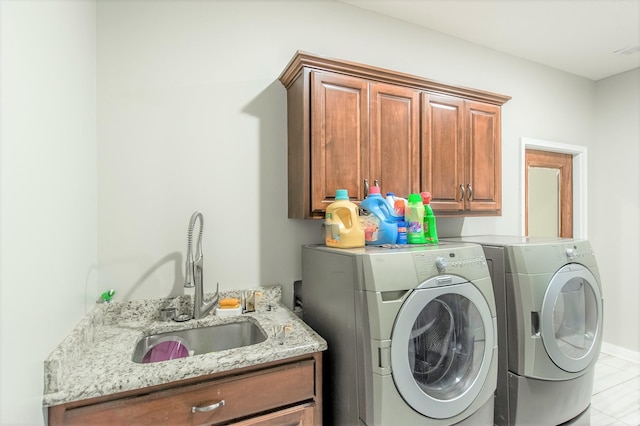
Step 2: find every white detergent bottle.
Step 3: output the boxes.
[385,192,406,222]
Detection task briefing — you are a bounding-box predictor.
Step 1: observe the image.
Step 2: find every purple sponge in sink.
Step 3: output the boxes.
[142,337,190,363]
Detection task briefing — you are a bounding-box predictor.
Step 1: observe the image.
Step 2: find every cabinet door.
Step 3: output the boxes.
[311,71,368,213]
[465,101,501,213]
[232,403,315,426]
[369,82,420,199]
[422,93,465,211]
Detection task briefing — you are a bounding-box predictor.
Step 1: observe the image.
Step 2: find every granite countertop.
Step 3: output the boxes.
[43,285,327,407]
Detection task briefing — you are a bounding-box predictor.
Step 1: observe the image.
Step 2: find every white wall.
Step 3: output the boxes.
[2,0,637,422]
[0,0,97,424]
[593,69,640,356]
[96,0,596,309]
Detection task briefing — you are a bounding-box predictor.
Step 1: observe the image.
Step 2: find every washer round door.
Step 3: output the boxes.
[541,264,602,373]
[390,281,495,420]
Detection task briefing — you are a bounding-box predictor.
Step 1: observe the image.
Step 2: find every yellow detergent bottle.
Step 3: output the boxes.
[324,189,365,248]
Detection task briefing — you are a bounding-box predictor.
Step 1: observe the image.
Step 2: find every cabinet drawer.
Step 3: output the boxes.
[61,360,315,425]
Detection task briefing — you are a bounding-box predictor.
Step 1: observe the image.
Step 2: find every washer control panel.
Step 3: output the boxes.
[445,254,487,270]
[435,256,448,272]
[412,245,489,284]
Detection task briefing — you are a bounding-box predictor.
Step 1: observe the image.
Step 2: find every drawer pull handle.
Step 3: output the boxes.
[192,399,225,413]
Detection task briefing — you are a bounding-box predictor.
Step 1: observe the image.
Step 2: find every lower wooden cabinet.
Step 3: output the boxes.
[48,352,322,426]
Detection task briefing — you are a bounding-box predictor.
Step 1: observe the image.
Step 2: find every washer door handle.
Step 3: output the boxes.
[375,340,392,373]
[531,311,540,336]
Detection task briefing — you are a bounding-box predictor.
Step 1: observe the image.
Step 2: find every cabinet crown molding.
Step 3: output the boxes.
[279,50,511,106]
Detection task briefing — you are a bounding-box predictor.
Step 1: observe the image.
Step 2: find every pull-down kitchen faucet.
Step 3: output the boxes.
[184,211,218,319]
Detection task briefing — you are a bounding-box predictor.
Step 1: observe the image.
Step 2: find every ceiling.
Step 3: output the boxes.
[337,0,640,81]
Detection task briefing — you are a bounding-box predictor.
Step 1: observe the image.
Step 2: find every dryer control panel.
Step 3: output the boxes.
[562,242,594,261]
[507,239,597,274]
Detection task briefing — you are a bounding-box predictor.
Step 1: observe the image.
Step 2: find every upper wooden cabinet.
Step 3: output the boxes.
[369,82,421,209]
[310,71,369,217]
[422,93,465,212]
[465,100,502,214]
[422,95,502,214]
[279,51,510,219]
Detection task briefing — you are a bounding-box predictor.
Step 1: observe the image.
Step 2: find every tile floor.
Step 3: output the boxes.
[591,352,640,425]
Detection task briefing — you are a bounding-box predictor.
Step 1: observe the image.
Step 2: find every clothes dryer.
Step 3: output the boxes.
[301,243,497,425]
[445,236,603,425]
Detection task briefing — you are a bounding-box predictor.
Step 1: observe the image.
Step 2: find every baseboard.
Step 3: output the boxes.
[601,342,640,363]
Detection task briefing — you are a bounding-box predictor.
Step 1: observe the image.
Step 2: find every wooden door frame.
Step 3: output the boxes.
[525,149,573,237]
[520,138,588,239]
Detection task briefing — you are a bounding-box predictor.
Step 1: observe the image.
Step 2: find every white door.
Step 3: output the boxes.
[390,281,494,419]
[540,264,603,372]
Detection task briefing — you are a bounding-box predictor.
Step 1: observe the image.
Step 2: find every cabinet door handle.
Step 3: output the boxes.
[467,184,473,200]
[364,179,369,197]
[459,184,465,201]
[192,399,225,413]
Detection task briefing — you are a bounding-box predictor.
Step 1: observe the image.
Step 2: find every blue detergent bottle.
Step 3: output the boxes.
[359,186,398,245]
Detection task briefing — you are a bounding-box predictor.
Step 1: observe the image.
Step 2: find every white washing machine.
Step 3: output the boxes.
[301,243,497,425]
[446,236,603,425]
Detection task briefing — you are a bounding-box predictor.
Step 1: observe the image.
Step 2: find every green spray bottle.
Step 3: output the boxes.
[421,192,439,244]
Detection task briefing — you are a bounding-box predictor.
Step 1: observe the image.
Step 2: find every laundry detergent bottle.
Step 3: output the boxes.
[359,186,398,245]
[421,192,439,244]
[385,192,396,211]
[324,189,365,248]
[405,193,426,244]
[385,192,406,223]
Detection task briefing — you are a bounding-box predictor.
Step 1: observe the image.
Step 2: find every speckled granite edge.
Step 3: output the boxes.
[43,307,104,396]
[43,285,326,407]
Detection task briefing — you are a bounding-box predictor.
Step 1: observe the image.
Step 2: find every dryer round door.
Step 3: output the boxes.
[541,264,603,373]
[390,282,495,420]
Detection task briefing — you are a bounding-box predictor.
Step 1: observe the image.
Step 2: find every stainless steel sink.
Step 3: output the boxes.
[132,320,267,363]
